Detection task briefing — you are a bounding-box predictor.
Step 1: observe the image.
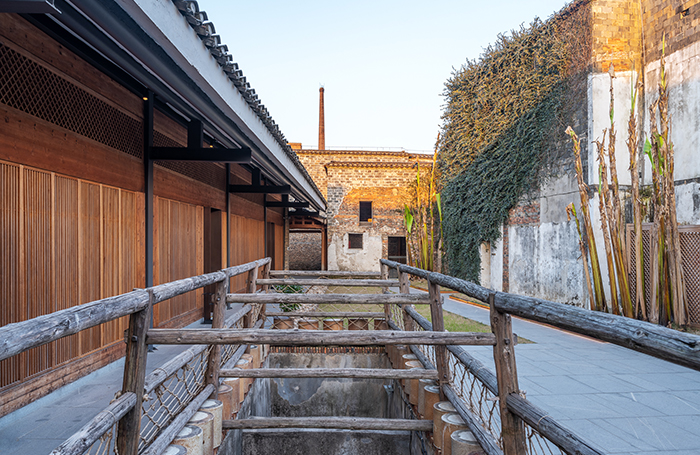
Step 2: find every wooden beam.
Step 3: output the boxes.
[223,417,433,431]
[256,279,399,287]
[226,293,429,305]
[506,393,603,455]
[117,292,153,455]
[269,270,381,278]
[0,289,150,362]
[490,294,527,454]
[429,278,448,401]
[266,311,385,318]
[145,329,496,346]
[150,147,252,163]
[493,291,700,372]
[220,367,439,379]
[229,184,290,194]
[50,393,137,455]
[205,279,229,397]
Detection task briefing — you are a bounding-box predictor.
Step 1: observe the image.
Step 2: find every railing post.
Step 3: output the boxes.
[206,277,229,398]
[245,265,259,328]
[117,290,153,455]
[398,268,414,332]
[260,260,271,323]
[428,277,448,401]
[380,262,390,324]
[489,293,526,454]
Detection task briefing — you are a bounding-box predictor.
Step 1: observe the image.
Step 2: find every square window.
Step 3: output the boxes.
[388,236,407,263]
[348,233,363,249]
[359,201,372,222]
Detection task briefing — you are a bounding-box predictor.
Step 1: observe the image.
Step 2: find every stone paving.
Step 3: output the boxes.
[2,294,700,454]
[442,294,700,454]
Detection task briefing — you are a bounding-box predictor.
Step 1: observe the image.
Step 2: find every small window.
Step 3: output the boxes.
[388,236,407,263]
[348,233,363,249]
[359,201,372,222]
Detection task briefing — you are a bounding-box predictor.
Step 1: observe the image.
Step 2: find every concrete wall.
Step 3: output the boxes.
[219,351,426,455]
[288,232,322,270]
[267,352,389,418]
[239,429,412,455]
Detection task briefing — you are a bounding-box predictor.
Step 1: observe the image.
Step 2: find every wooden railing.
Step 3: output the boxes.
[381,258,700,455]
[0,257,271,455]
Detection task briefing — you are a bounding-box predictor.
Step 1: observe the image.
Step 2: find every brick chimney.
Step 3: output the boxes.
[318,87,325,151]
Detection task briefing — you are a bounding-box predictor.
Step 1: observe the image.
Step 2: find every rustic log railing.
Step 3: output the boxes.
[0,258,271,455]
[380,259,613,455]
[14,255,694,454]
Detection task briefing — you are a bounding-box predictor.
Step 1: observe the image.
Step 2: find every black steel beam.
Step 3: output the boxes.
[266,201,309,208]
[150,147,251,163]
[229,184,290,194]
[0,0,60,13]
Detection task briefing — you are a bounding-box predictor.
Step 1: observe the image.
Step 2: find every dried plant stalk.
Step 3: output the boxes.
[567,203,595,310]
[567,127,606,311]
[627,78,646,320]
[606,71,634,317]
[596,136,620,315]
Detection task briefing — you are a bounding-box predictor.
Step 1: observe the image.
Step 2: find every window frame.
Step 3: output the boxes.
[348,233,363,249]
[359,201,373,223]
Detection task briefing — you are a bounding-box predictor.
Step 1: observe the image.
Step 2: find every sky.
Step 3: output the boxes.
[202,0,569,153]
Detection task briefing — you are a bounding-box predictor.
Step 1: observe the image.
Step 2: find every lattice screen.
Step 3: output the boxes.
[0,44,143,158]
[628,224,700,325]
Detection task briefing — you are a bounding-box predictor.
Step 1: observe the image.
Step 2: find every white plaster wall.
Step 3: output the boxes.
[540,173,581,224]
[479,243,491,288]
[327,233,382,272]
[643,41,700,184]
[489,230,504,292]
[676,182,700,224]
[587,71,638,187]
[508,222,586,306]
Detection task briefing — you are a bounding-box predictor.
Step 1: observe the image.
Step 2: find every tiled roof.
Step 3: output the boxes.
[172,1,324,204]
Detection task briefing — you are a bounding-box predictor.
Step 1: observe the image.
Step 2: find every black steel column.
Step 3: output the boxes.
[226,163,230,268]
[144,91,154,288]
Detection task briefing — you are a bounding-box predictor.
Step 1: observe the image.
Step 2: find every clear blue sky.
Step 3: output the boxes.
[202,0,569,152]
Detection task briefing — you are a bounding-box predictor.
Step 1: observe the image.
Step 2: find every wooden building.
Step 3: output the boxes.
[0,0,325,416]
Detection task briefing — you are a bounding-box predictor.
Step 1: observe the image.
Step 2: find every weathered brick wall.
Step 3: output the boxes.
[591,0,643,72]
[294,149,432,270]
[288,232,322,270]
[642,0,700,62]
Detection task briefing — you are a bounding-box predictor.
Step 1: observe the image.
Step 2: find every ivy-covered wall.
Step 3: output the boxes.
[438,0,592,283]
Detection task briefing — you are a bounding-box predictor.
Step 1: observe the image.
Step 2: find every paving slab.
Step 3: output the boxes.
[439,293,700,454]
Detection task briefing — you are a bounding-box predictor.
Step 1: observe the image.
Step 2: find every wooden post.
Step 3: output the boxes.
[428,277,448,401]
[380,263,390,325]
[399,269,414,332]
[205,278,229,398]
[116,290,153,455]
[245,265,259,328]
[489,293,526,454]
[260,261,271,324]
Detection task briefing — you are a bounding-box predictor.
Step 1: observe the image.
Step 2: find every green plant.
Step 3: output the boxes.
[404,137,443,272]
[273,284,303,312]
[438,3,590,282]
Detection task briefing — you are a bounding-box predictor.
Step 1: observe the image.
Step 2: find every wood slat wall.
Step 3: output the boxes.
[0,161,144,390]
[229,214,265,292]
[153,197,204,327]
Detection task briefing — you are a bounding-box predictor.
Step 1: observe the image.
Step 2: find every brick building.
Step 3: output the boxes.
[291,146,433,271]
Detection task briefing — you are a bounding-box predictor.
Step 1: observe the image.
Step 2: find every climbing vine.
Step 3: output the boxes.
[438,1,591,282]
